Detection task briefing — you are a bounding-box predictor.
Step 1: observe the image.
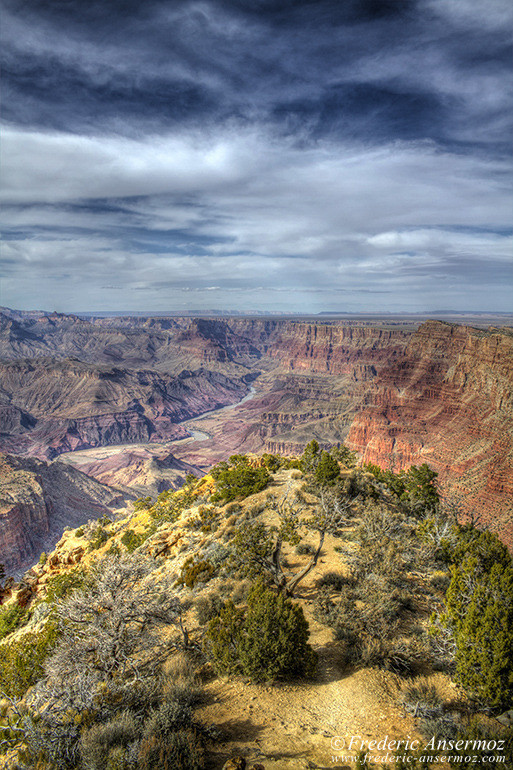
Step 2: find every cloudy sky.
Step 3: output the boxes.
[1,0,512,314]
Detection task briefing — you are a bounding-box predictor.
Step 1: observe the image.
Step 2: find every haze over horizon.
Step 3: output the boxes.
[1,0,512,314]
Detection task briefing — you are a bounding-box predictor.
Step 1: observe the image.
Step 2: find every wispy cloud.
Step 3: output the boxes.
[1,0,511,312]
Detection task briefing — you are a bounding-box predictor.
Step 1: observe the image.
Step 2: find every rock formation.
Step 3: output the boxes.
[347,321,513,544]
[0,357,248,458]
[0,453,129,574]
[1,310,512,553]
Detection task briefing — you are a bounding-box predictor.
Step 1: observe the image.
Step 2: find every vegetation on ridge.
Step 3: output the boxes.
[0,443,511,767]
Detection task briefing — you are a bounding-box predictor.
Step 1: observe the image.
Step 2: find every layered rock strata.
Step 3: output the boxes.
[347,321,513,544]
[0,453,129,574]
[0,359,248,458]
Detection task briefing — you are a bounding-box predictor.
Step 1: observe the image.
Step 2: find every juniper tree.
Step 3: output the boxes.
[35,552,191,718]
[206,579,317,681]
[314,450,340,486]
[439,529,513,709]
[445,554,513,708]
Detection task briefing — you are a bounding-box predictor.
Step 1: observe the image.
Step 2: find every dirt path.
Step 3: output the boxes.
[198,645,419,769]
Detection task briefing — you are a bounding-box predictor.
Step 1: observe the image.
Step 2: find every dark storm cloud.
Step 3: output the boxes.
[4,0,509,145]
[1,0,511,312]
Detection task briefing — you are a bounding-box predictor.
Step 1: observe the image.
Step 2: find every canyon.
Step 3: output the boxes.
[0,308,512,570]
[0,452,130,575]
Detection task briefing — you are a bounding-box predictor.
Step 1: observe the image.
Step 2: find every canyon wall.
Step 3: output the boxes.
[0,453,129,574]
[1,310,512,553]
[347,321,513,543]
[0,358,248,458]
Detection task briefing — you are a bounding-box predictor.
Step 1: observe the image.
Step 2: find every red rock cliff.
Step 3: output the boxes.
[347,321,513,544]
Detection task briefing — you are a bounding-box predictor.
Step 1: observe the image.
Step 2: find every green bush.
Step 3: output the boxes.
[210,456,270,503]
[445,525,510,570]
[364,462,439,515]
[177,558,215,589]
[88,524,111,551]
[206,580,317,682]
[44,567,87,603]
[0,603,27,641]
[120,529,147,553]
[0,620,59,697]
[260,453,283,472]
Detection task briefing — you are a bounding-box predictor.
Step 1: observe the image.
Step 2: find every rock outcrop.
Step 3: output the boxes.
[0,453,130,574]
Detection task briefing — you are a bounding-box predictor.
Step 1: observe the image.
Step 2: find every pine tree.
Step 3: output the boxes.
[314,451,340,486]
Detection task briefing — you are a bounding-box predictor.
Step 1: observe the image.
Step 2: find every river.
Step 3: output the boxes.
[58,385,257,465]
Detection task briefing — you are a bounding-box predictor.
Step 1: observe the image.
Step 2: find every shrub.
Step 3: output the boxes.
[0,620,60,697]
[295,542,316,555]
[330,444,357,468]
[0,603,27,641]
[206,579,317,682]
[211,456,270,503]
[137,729,204,770]
[79,711,139,770]
[446,525,510,571]
[196,505,219,532]
[20,714,81,769]
[446,720,513,767]
[88,524,111,551]
[41,553,193,717]
[247,502,266,518]
[177,558,215,589]
[399,678,443,719]
[259,453,281,472]
[195,593,224,625]
[352,636,425,675]
[120,529,147,553]
[231,580,251,604]
[143,698,192,741]
[44,567,87,603]
[317,572,346,591]
[364,462,439,515]
[164,653,202,707]
[430,570,450,591]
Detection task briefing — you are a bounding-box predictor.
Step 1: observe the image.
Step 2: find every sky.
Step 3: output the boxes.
[1,0,512,314]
